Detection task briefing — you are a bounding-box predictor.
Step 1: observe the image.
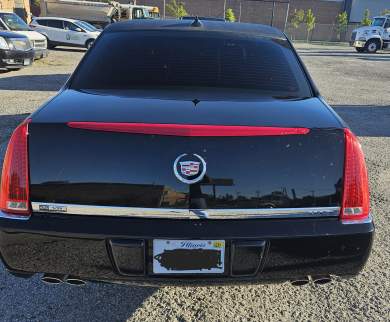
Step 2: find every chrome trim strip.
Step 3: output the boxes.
[32,202,340,220]
[0,210,31,221]
[341,214,373,225]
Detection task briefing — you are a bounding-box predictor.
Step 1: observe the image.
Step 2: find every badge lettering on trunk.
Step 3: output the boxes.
[180,161,200,176]
[173,153,206,184]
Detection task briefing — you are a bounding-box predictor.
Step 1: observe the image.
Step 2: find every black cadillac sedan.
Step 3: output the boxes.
[0,19,373,286]
[0,30,34,72]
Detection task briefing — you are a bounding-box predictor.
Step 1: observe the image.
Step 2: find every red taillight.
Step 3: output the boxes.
[341,128,370,221]
[67,122,310,137]
[0,120,31,215]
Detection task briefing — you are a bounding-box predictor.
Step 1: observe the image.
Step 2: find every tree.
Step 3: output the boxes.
[290,9,305,40]
[381,9,390,15]
[166,0,188,18]
[305,9,316,42]
[361,9,371,26]
[225,8,236,22]
[336,11,348,41]
[291,9,305,29]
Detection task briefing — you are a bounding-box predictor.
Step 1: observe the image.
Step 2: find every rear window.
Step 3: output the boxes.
[47,20,63,29]
[35,19,48,26]
[70,31,312,97]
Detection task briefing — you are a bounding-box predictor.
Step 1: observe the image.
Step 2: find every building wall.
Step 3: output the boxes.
[0,0,31,21]
[0,0,15,11]
[349,0,389,23]
[135,0,345,28]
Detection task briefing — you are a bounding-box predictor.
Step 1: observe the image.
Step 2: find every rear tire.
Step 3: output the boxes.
[355,47,365,53]
[364,39,380,53]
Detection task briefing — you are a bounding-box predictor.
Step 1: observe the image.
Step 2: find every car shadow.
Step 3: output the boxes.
[0,74,69,91]
[0,267,157,322]
[51,47,87,53]
[297,49,390,60]
[332,104,390,137]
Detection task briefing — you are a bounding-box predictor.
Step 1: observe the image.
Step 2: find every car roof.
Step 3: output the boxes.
[105,19,286,39]
[33,16,78,23]
[0,30,28,38]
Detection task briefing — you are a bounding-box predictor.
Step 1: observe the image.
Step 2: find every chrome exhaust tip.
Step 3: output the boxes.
[65,276,86,286]
[41,274,65,285]
[290,277,310,286]
[312,275,332,285]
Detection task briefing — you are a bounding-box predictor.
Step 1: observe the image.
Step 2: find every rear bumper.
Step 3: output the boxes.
[0,212,374,286]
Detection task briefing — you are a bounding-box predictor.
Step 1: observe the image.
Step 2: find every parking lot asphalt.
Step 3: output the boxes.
[0,43,389,322]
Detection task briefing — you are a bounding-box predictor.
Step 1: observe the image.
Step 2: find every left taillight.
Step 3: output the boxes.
[0,119,31,216]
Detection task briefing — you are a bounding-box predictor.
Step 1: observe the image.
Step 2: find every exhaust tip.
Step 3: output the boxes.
[312,276,332,285]
[65,276,86,286]
[290,278,310,286]
[42,274,64,285]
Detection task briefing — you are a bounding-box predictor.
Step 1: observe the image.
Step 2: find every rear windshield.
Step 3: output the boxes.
[70,31,312,98]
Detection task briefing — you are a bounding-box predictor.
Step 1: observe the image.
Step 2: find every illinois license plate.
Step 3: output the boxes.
[153,239,225,274]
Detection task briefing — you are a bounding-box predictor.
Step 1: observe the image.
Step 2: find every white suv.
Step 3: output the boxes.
[30,17,101,49]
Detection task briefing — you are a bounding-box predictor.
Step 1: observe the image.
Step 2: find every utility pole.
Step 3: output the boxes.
[163,0,166,19]
[223,0,226,19]
[239,0,242,22]
[283,1,290,32]
[270,0,275,26]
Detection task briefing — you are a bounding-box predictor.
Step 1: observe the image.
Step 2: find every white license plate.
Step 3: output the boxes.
[153,239,225,274]
[23,59,31,66]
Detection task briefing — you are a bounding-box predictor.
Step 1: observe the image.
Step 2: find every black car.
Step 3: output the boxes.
[0,30,34,72]
[0,20,373,286]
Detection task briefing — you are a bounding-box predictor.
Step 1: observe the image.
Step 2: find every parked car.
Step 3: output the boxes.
[30,17,101,49]
[0,20,373,286]
[0,30,34,72]
[0,11,47,59]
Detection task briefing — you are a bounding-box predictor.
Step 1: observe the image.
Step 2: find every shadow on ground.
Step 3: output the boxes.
[0,267,157,322]
[0,74,69,91]
[51,47,87,53]
[297,49,390,61]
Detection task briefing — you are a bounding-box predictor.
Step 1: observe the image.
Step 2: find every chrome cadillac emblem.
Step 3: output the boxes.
[173,153,206,184]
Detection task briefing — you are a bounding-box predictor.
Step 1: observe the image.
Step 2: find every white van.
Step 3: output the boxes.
[30,17,101,49]
[0,11,48,59]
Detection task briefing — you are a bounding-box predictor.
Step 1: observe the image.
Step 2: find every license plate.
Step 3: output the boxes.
[23,59,31,66]
[153,239,225,274]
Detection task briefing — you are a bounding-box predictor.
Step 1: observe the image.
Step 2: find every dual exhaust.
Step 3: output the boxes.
[291,275,332,286]
[41,273,86,286]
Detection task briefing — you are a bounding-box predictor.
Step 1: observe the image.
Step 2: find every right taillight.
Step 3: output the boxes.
[341,128,370,221]
[0,120,31,216]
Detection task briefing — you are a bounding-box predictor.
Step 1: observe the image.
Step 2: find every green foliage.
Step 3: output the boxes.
[225,8,236,22]
[336,11,348,39]
[305,9,316,42]
[361,9,371,26]
[381,9,390,15]
[166,0,188,18]
[290,9,305,29]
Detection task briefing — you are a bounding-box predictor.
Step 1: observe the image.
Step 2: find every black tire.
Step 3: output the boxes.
[364,39,380,53]
[355,47,365,53]
[86,39,94,49]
